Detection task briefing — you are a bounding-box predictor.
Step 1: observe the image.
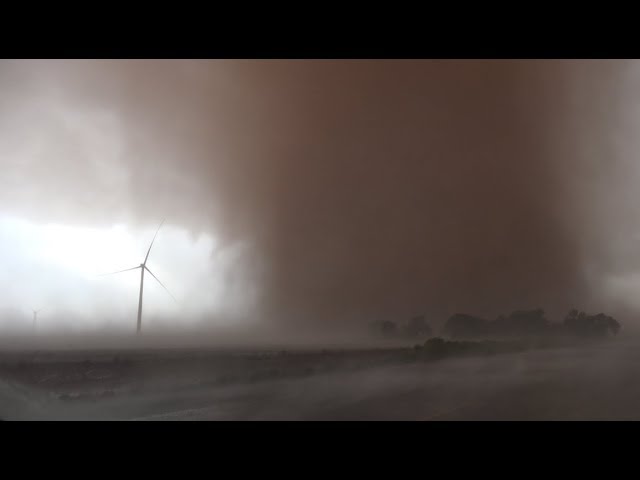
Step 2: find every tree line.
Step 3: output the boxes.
[371,309,621,340]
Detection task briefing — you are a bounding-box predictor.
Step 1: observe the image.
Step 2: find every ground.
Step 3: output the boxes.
[0,338,635,420]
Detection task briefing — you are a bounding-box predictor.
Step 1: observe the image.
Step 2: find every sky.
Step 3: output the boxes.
[1,59,640,336]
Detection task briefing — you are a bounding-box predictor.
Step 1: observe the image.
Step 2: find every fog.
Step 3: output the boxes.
[1,60,640,338]
[0,216,258,334]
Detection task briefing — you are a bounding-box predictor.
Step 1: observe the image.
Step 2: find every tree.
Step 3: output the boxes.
[592,313,621,336]
[444,314,489,339]
[405,315,433,338]
[563,310,621,338]
[381,320,398,338]
[502,308,549,336]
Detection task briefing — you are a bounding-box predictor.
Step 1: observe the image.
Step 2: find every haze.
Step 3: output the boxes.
[1,59,640,338]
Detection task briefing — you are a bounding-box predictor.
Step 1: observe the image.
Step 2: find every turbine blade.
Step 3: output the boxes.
[98,266,141,276]
[144,266,178,304]
[144,219,165,265]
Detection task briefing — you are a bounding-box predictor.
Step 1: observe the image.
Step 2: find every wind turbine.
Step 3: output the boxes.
[32,308,43,330]
[99,220,177,334]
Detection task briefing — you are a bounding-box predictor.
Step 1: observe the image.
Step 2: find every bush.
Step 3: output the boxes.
[422,337,447,357]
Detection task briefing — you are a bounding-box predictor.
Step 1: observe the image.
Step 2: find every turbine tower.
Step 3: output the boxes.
[99,220,177,334]
[32,308,42,330]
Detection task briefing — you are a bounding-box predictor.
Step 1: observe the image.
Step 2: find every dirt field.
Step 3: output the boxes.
[0,339,636,420]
